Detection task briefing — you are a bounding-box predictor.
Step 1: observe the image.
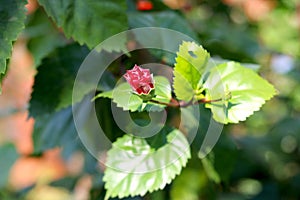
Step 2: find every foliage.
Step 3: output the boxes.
[0,0,27,93]
[104,76,172,112]
[173,41,209,101]
[103,129,190,199]
[93,40,275,199]
[0,0,299,200]
[203,61,276,124]
[29,44,90,117]
[38,0,128,49]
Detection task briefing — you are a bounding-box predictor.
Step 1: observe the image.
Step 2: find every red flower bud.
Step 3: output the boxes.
[123,65,155,95]
[136,0,153,11]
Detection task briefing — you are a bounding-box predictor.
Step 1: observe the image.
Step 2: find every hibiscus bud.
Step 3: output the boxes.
[123,64,155,95]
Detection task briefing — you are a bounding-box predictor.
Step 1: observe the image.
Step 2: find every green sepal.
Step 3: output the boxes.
[138,89,156,101]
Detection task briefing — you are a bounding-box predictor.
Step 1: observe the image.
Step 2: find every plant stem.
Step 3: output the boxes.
[149,97,223,108]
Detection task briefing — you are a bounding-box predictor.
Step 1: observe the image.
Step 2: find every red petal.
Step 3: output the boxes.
[149,83,154,88]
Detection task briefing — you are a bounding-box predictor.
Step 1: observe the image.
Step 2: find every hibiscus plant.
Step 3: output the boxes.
[93,41,276,199]
[2,0,290,199]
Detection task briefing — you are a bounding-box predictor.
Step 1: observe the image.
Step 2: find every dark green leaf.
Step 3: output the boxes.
[145,126,172,150]
[128,11,198,64]
[128,11,197,39]
[29,44,90,117]
[25,8,68,67]
[38,0,128,49]
[0,0,27,93]
[186,11,262,62]
[33,106,80,159]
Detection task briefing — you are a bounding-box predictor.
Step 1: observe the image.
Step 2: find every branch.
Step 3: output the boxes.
[149,97,223,108]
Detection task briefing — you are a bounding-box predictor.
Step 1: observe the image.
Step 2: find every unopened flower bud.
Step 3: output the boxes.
[123,64,155,95]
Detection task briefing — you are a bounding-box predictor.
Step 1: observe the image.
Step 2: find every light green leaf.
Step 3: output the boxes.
[0,0,27,93]
[152,76,172,103]
[38,0,128,49]
[103,129,191,199]
[92,91,113,101]
[173,41,210,102]
[112,82,143,112]
[140,76,172,112]
[209,57,260,72]
[203,61,276,124]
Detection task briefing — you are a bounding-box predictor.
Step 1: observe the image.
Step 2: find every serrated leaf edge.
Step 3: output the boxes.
[103,131,191,200]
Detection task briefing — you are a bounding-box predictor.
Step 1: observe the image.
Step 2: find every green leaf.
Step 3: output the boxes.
[0,0,27,93]
[112,82,144,112]
[94,33,128,54]
[25,8,68,67]
[29,44,91,117]
[103,129,191,199]
[185,9,262,62]
[33,106,80,159]
[200,153,221,184]
[92,91,113,101]
[203,61,276,124]
[210,57,260,72]
[105,76,172,112]
[139,76,172,112]
[38,0,128,49]
[128,11,198,64]
[152,76,172,103]
[0,144,19,188]
[144,127,169,150]
[128,11,197,40]
[173,41,210,102]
